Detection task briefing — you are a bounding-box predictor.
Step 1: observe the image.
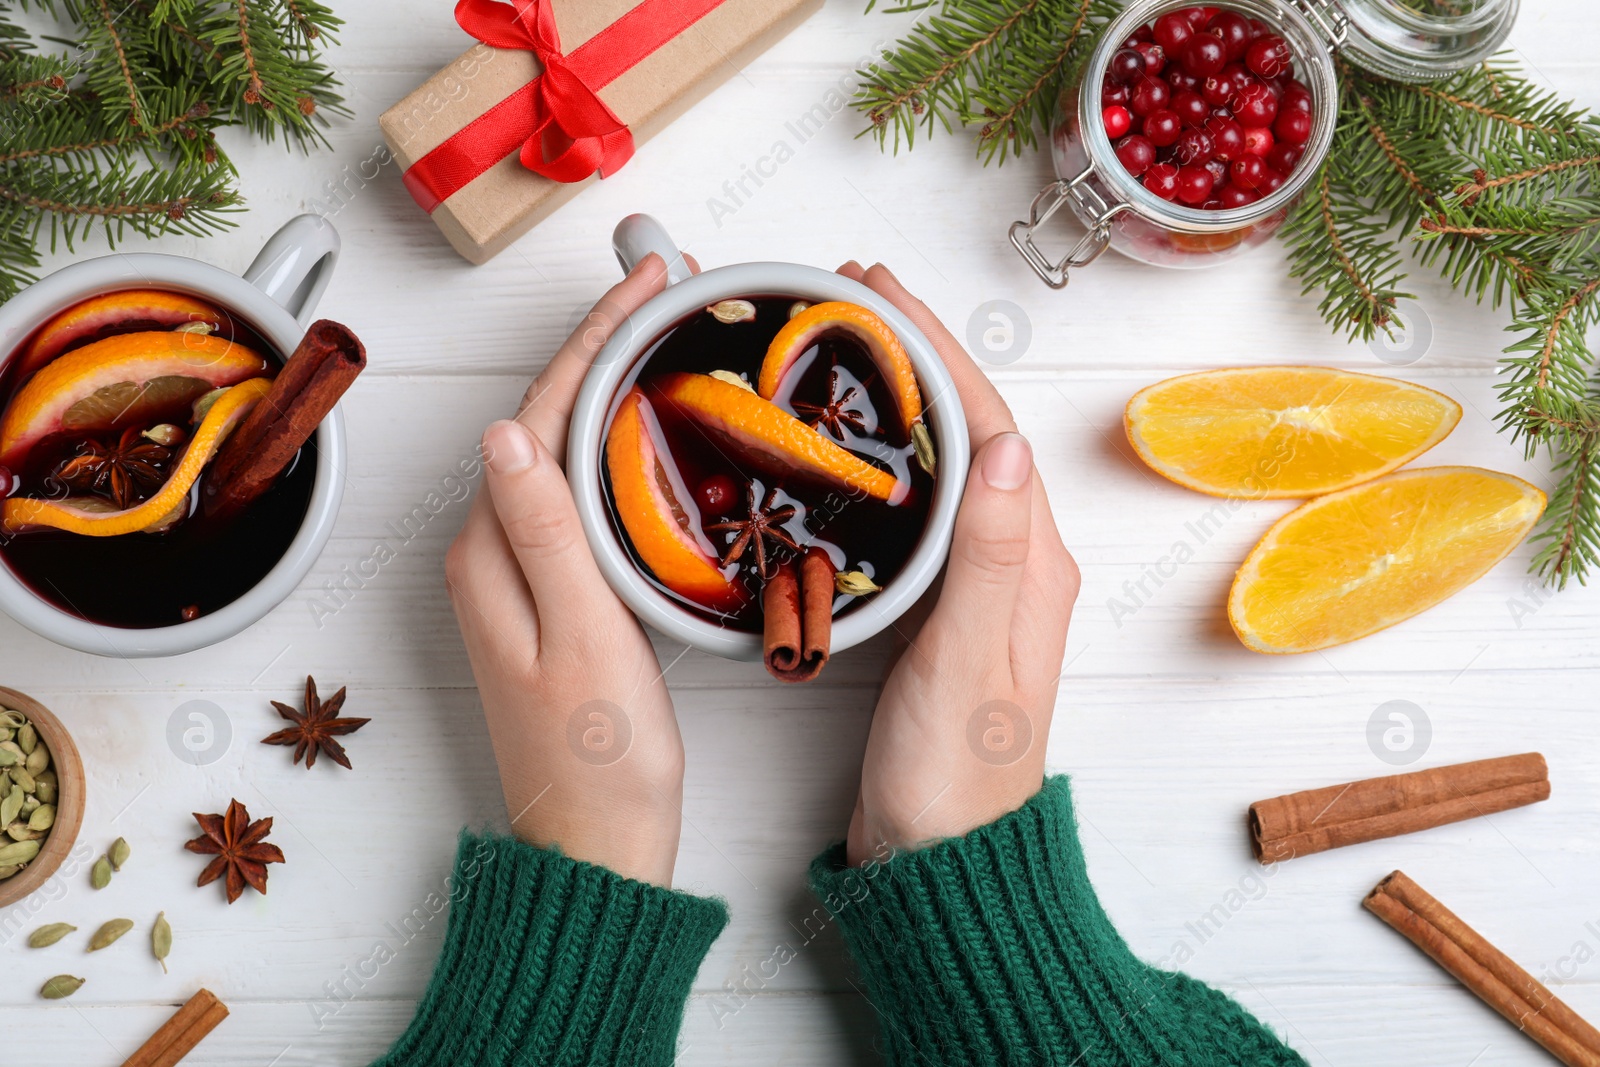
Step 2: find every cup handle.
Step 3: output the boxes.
[611,214,692,286]
[243,214,341,327]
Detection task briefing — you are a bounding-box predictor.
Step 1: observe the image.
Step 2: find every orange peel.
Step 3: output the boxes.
[14,289,227,384]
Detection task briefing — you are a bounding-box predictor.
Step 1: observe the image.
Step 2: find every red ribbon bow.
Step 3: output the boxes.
[403,0,725,213]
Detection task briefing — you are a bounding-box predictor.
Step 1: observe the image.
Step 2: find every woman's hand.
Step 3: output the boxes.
[839,263,1080,866]
[444,253,689,886]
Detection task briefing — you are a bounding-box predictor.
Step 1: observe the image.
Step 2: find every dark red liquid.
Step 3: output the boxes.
[0,293,314,629]
[602,296,935,631]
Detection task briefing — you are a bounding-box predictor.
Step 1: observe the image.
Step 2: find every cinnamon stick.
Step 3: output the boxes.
[1365,872,1600,1067]
[1249,753,1549,863]
[121,988,230,1067]
[202,318,365,518]
[763,548,834,683]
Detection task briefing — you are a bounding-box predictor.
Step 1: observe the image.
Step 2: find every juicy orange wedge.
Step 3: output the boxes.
[654,372,902,503]
[15,289,227,384]
[758,302,925,442]
[606,387,745,611]
[0,331,270,470]
[3,377,272,537]
[1229,466,1545,654]
[1126,366,1462,498]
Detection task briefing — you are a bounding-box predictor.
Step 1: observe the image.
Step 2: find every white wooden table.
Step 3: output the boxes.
[3,2,1597,1063]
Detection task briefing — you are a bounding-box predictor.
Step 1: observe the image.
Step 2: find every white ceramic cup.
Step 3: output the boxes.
[0,214,347,658]
[567,214,970,662]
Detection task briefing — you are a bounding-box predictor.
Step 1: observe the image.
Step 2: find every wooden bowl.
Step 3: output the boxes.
[0,687,86,908]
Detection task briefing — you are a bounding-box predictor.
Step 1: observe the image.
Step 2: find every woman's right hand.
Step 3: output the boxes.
[838,263,1080,867]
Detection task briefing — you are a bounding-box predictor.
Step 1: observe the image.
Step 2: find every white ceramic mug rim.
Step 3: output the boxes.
[0,241,345,658]
[568,258,970,662]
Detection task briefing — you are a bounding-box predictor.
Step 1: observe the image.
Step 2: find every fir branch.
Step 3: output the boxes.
[92,0,146,128]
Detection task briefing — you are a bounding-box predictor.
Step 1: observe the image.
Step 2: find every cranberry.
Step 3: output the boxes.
[1103,104,1133,138]
[1207,11,1252,61]
[1221,62,1257,97]
[0,465,12,498]
[1218,183,1259,208]
[1231,155,1268,191]
[1281,81,1313,112]
[698,474,738,514]
[1134,40,1166,75]
[1182,34,1226,77]
[1173,89,1209,127]
[1201,198,1225,210]
[1128,24,1155,43]
[1143,108,1182,146]
[1247,18,1272,40]
[1245,35,1292,79]
[1143,161,1180,199]
[1174,164,1214,204]
[1274,107,1312,144]
[1101,80,1131,107]
[1204,115,1244,160]
[1241,125,1274,156]
[1129,76,1170,117]
[1233,83,1278,127]
[1115,133,1156,175]
[1203,157,1229,186]
[1262,171,1285,194]
[1173,127,1214,165]
[1166,66,1202,93]
[1178,5,1211,28]
[1154,12,1194,53]
[1201,72,1234,108]
[1266,141,1303,174]
[1111,48,1146,84]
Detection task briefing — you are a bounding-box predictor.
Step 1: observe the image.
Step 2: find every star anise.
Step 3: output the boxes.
[706,483,800,581]
[184,799,286,904]
[792,363,871,440]
[261,676,370,770]
[55,427,172,509]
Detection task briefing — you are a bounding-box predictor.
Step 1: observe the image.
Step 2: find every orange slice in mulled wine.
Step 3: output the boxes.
[757,302,931,470]
[652,372,902,503]
[14,290,227,384]
[0,331,271,471]
[606,387,746,612]
[3,377,271,537]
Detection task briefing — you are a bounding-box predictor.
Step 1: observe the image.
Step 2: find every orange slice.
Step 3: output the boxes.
[653,372,902,503]
[1228,466,1545,654]
[15,290,227,383]
[606,387,744,611]
[758,302,926,445]
[3,377,271,537]
[0,331,270,470]
[1126,366,1461,498]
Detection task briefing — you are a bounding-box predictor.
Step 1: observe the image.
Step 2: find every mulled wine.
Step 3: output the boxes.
[601,296,936,632]
[0,288,315,628]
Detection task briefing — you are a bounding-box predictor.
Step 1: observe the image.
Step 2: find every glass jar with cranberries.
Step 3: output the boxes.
[1011,0,1518,286]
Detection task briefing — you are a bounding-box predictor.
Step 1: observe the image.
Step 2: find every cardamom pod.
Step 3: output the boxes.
[707,299,757,324]
[40,975,84,999]
[25,745,47,776]
[173,320,213,335]
[34,779,55,804]
[0,784,22,827]
[0,838,40,866]
[16,723,35,755]
[0,708,23,728]
[708,369,755,393]
[11,766,34,793]
[0,745,19,767]
[89,918,134,951]
[152,912,171,974]
[789,300,811,319]
[109,837,130,871]
[27,922,76,948]
[0,728,10,743]
[835,570,884,596]
[912,421,936,476]
[20,794,38,814]
[91,855,112,889]
[28,804,54,832]
[0,864,18,880]
[6,822,41,842]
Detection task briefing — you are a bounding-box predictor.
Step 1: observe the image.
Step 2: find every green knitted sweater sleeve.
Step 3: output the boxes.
[809,776,1309,1067]
[372,831,727,1067]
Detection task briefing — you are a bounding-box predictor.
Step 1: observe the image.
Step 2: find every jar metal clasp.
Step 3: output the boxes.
[1009,165,1128,289]
[1290,0,1349,48]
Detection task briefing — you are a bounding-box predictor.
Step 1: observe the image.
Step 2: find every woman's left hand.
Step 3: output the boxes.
[444,253,691,887]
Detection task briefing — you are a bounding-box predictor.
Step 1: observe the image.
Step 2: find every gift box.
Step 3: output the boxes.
[380,0,823,264]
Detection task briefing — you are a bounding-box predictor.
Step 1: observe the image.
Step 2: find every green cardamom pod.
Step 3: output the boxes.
[109,837,130,871]
[0,747,17,768]
[28,804,54,832]
[89,918,134,951]
[24,745,47,776]
[20,794,38,814]
[27,922,76,948]
[40,975,84,999]
[34,780,55,804]
[16,723,35,755]
[835,570,884,596]
[6,822,40,842]
[152,912,171,974]
[35,769,55,789]
[0,784,22,827]
[91,855,112,889]
[11,766,34,793]
[0,709,24,728]
[912,421,936,476]
[0,836,38,867]
[0,864,18,880]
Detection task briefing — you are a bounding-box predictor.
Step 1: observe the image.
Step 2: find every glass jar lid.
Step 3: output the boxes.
[1320,0,1519,81]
